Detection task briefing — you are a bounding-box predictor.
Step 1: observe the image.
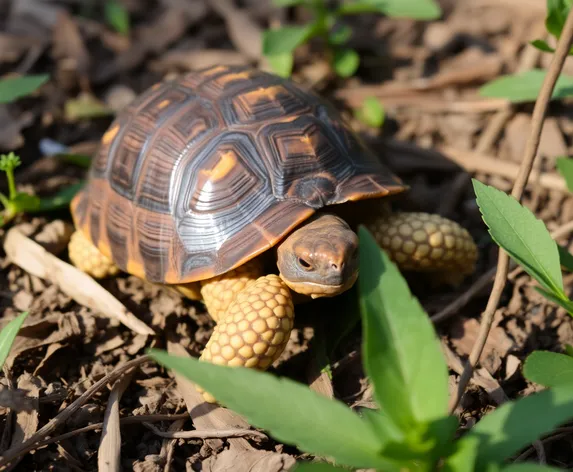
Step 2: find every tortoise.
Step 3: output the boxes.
[68,65,477,401]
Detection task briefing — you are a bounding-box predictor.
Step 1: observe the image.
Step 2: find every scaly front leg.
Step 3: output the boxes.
[199,265,294,402]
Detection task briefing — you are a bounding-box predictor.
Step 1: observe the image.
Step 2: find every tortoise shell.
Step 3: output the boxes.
[71,65,406,284]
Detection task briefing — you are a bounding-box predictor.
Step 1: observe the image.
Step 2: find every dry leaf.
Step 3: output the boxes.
[202,447,296,472]
[4,227,155,335]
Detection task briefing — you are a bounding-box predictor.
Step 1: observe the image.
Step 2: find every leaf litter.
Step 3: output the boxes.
[1,0,573,469]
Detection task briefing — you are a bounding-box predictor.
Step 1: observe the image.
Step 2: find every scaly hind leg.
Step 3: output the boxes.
[366,212,478,284]
[68,230,120,279]
[198,261,294,402]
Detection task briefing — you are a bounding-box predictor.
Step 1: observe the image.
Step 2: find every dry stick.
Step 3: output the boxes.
[0,414,190,467]
[432,219,573,324]
[448,10,573,414]
[142,422,268,440]
[0,356,151,469]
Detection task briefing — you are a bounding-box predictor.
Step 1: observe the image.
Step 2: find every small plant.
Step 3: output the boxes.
[149,227,573,471]
[354,96,385,128]
[104,0,130,36]
[0,312,29,371]
[0,152,84,227]
[262,0,441,78]
[530,0,573,54]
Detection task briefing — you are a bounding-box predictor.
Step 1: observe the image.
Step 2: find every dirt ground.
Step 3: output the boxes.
[1,0,572,470]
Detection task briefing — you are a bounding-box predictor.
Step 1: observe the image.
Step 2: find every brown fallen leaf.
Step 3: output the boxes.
[3,227,155,335]
[98,372,134,472]
[8,373,41,470]
[202,447,296,472]
[33,342,65,376]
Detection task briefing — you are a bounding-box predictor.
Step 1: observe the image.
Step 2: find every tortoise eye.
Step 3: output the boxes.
[298,257,313,270]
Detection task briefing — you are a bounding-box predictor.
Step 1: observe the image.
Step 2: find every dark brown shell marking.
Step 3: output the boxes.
[71,65,406,284]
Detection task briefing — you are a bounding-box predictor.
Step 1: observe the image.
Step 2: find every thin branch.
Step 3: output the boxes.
[448,9,573,414]
[142,422,268,440]
[0,356,151,469]
[0,413,190,467]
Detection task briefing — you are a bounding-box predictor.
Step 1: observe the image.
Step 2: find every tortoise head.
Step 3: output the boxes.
[277,214,358,299]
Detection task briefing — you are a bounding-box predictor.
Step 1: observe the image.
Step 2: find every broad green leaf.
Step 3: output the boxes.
[266,52,295,77]
[105,0,130,35]
[355,96,385,128]
[523,350,573,387]
[337,0,441,19]
[329,25,352,45]
[565,344,573,357]
[0,74,49,104]
[11,192,41,212]
[263,24,316,56]
[358,227,449,433]
[479,69,573,103]
[556,157,573,192]
[273,0,307,6]
[530,39,555,53]
[0,312,29,370]
[456,382,573,470]
[148,350,396,470]
[557,244,573,272]
[35,182,84,212]
[545,0,571,38]
[332,48,360,77]
[503,463,563,472]
[473,180,565,298]
[294,463,350,471]
[359,408,403,444]
[442,434,480,472]
[533,286,573,316]
[57,153,92,168]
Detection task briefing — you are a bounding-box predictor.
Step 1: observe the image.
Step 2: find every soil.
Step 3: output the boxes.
[1,0,573,470]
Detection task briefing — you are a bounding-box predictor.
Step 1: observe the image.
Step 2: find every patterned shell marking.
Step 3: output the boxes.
[71,65,406,284]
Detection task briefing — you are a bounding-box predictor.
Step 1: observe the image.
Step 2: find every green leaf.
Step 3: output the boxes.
[530,39,556,53]
[556,157,573,192]
[273,0,308,6]
[523,350,573,387]
[456,382,573,470]
[293,463,350,471]
[545,0,572,38]
[358,227,449,434]
[332,48,360,77]
[65,93,114,121]
[442,433,480,472]
[105,0,130,35]
[11,192,41,212]
[57,153,92,168]
[262,24,317,56]
[558,244,573,272]
[355,96,385,128]
[479,69,573,103]
[0,312,29,370]
[503,464,563,472]
[329,25,352,45]
[0,74,49,104]
[534,286,573,316]
[338,0,441,19]
[266,52,295,78]
[35,182,84,212]
[565,344,573,357]
[148,349,396,470]
[473,179,565,298]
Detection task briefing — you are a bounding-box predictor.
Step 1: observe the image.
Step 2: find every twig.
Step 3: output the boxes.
[448,9,573,414]
[0,356,150,469]
[142,422,268,440]
[0,413,189,467]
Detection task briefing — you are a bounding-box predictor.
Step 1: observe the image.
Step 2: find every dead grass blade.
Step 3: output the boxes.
[3,227,154,336]
[142,422,267,440]
[98,372,134,472]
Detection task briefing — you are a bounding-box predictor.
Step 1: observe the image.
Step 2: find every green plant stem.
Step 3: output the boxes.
[5,169,16,201]
[448,6,573,414]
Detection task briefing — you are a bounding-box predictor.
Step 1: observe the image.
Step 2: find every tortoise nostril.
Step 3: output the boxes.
[331,263,338,270]
[331,262,344,271]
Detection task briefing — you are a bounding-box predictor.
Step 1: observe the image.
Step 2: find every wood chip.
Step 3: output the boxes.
[3,227,155,335]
